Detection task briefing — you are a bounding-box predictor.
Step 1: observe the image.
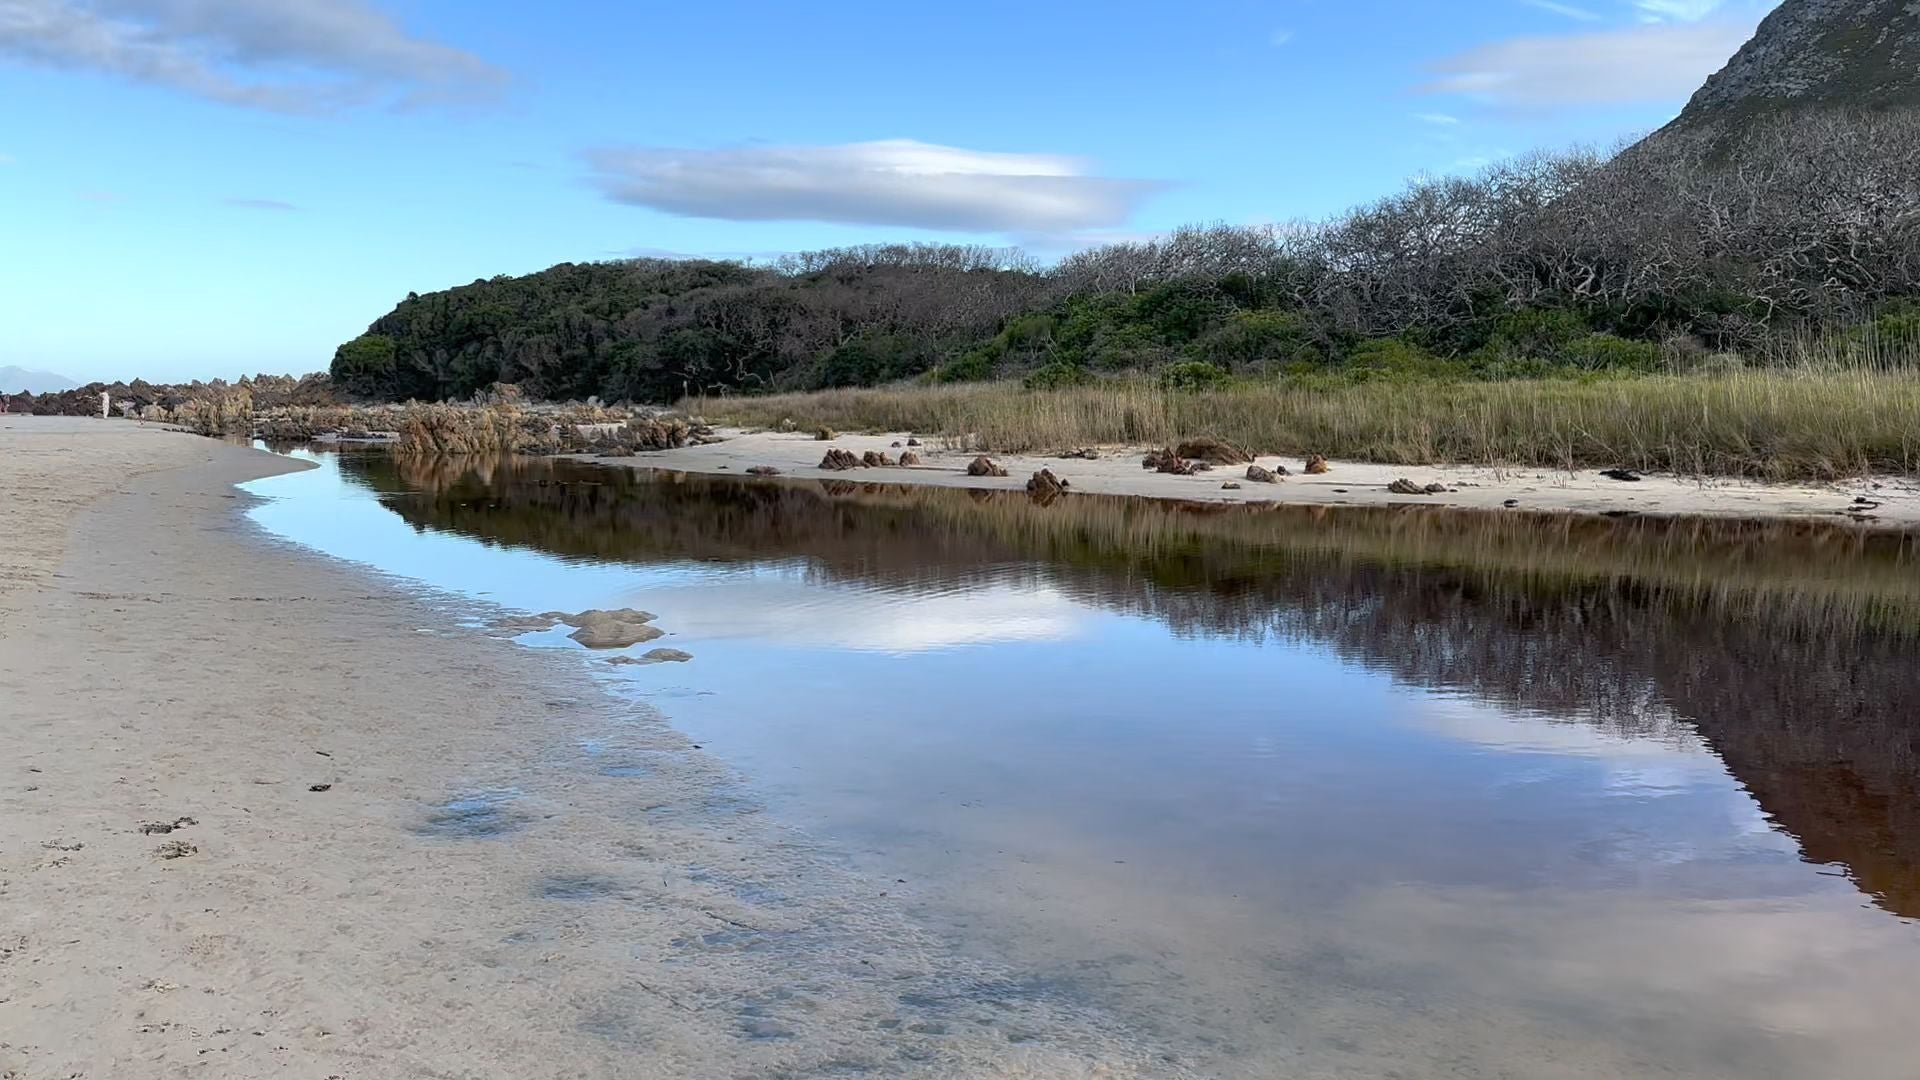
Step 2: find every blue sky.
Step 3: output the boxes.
[0,0,1777,382]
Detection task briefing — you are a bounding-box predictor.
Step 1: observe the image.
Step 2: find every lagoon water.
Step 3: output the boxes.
[244,449,1920,1078]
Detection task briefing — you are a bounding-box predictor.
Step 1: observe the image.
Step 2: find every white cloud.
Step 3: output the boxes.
[1634,0,1729,20]
[585,139,1164,235]
[1419,18,1755,106]
[1269,28,1295,46]
[0,0,505,111]
[1414,112,1462,125]
[1521,0,1602,20]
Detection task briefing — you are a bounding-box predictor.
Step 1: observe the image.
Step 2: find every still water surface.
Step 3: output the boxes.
[245,449,1920,1078]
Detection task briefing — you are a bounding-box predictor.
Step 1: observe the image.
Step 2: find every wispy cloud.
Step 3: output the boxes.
[1633,0,1730,20]
[1520,0,1602,20]
[585,139,1164,236]
[1414,112,1462,126]
[1269,28,1296,46]
[0,0,506,112]
[1419,18,1755,106]
[224,197,298,211]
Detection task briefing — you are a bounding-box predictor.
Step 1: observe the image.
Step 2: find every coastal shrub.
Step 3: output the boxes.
[1023,362,1089,391]
[1157,361,1230,392]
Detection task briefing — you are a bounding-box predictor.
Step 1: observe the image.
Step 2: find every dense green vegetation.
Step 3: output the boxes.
[332,112,1920,404]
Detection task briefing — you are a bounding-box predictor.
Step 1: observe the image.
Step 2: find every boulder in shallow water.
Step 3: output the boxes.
[1245,465,1279,483]
[605,648,693,666]
[560,608,664,649]
[1025,468,1069,502]
[966,456,1008,477]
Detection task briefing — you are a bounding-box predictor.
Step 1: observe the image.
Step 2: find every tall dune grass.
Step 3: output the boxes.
[692,369,1920,480]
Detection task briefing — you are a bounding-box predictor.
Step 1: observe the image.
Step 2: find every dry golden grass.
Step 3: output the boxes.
[693,370,1920,481]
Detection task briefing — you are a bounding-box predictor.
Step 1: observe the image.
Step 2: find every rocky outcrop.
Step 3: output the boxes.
[966,456,1008,477]
[819,448,862,470]
[861,450,895,467]
[1662,0,1920,137]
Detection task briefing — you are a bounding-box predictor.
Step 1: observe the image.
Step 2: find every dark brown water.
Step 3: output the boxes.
[247,450,1920,1079]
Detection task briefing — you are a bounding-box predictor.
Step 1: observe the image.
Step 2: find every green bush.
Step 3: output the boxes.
[1562,333,1662,372]
[931,350,994,383]
[1023,362,1090,391]
[1158,360,1230,392]
[1343,338,1463,380]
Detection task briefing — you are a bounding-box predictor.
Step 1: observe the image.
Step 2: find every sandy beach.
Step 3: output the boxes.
[0,417,1160,1078]
[596,427,1920,529]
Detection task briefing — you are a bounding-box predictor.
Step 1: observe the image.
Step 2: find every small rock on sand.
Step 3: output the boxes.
[1221,481,1242,490]
[1387,478,1427,495]
[966,456,1008,477]
[1245,465,1279,483]
[861,450,895,467]
[1304,455,1331,475]
[154,840,197,860]
[819,448,861,471]
[898,451,921,466]
[745,465,781,476]
[814,427,836,441]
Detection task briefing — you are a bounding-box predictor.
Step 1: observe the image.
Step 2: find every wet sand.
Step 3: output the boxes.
[0,417,1161,1078]
[600,428,1920,529]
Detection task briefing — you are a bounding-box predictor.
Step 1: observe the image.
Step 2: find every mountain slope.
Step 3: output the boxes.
[1667,0,1920,132]
[0,365,79,394]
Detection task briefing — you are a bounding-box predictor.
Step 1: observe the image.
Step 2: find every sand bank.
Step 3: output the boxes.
[595,427,1920,529]
[0,417,1160,1078]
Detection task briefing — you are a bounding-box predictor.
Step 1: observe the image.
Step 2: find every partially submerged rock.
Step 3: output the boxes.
[1387,478,1427,495]
[1174,437,1251,465]
[560,608,664,649]
[1026,468,1070,502]
[1304,455,1331,475]
[605,648,693,666]
[819,448,862,471]
[966,456,1008,477]
[490,613,561,634]
[1245,465,1280,483]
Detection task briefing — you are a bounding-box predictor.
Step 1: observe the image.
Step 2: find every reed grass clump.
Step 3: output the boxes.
[694,368,1920,481]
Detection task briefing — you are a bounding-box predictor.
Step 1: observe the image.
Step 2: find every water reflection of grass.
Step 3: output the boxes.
[359,453,1920,639]
[345,452,1920,921]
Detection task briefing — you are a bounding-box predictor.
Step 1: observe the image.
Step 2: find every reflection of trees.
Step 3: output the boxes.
[349,454,1920,919]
